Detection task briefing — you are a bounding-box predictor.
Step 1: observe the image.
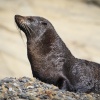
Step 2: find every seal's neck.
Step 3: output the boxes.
[27,29,57,55]
[27,29,74,61]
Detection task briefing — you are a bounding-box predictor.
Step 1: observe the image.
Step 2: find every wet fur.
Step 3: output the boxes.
[15,15,100,93]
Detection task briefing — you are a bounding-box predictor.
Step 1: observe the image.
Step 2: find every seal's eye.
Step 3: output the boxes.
[41,22,47,26]
[28,18,34,22]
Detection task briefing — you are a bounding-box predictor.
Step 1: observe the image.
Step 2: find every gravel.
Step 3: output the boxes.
[0,77,100,100]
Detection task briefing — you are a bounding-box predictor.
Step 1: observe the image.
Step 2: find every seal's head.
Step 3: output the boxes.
[15,15,55,40]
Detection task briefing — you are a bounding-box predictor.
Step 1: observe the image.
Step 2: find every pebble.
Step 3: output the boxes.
[9,87,13,91]
[0,77,99,100]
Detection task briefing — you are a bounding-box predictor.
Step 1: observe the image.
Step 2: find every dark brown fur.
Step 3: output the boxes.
[15,15,100,93]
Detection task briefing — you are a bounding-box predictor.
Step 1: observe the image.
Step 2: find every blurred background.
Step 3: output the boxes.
[0,0,100,79]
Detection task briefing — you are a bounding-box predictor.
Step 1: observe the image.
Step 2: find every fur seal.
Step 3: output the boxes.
[15,15,100,93]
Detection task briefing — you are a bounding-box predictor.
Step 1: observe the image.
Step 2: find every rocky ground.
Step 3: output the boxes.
[0,77,100,100]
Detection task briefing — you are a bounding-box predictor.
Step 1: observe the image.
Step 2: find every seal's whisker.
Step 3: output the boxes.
[25,24,36,38]
[22,24,28,35]
[27,25,37,38]
[28,25,34,32]
[15,22,26,47]
[24,24,32,37]
[26,25,33,33]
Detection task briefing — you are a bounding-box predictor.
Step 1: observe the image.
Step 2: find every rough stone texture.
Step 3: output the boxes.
[0,77,100,100]
[0,0,100,79]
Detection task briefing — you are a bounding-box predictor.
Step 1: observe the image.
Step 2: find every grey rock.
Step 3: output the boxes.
[0,77,99,100]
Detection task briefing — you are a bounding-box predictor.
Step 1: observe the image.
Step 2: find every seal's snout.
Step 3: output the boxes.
[15,15,24,20]
[15,15,25,24]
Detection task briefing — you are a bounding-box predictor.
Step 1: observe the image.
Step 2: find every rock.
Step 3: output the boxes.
[0,77,99,100]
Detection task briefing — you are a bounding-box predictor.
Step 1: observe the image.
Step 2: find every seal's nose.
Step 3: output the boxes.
[15,15,23,19]
[15,15,25,24]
